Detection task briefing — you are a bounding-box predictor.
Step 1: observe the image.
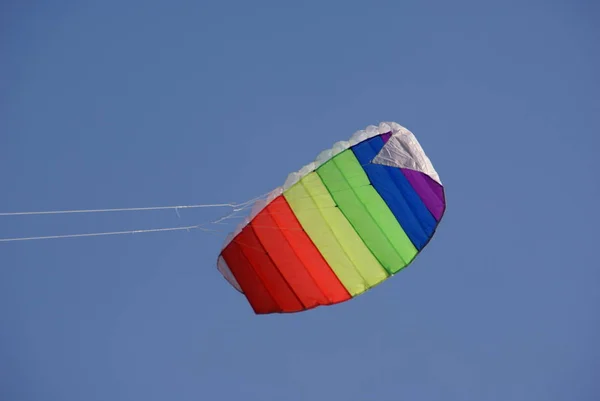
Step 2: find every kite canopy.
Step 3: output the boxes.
[217,122,446,314]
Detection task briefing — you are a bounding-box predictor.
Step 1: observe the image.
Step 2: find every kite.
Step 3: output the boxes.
[217,122,445,314]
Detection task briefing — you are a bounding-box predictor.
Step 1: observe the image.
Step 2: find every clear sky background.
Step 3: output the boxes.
[1,1,598,400]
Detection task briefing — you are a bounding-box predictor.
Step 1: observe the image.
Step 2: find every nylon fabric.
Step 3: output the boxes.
[250,201,328,309]
[316,149,416,274]
[234,226,305,312]
[352,136,436,250]
[371,129,441,184]
[266,197,351,304]
[283,173,388,294]
[221,241,280,314]
[400,169,446,221]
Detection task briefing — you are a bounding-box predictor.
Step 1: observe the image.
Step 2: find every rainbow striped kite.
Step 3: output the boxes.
[217,122,446,314]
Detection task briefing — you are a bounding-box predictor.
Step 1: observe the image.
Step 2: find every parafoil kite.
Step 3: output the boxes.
[217,122,445,314]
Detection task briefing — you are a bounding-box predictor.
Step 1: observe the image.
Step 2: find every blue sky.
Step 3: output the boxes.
[1,1,598,400]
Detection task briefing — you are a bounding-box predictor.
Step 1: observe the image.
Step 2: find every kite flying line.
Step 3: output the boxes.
[0,193,269,217]
[0,169,381,243]
[0,192,271,243]
[0,225,212,243]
